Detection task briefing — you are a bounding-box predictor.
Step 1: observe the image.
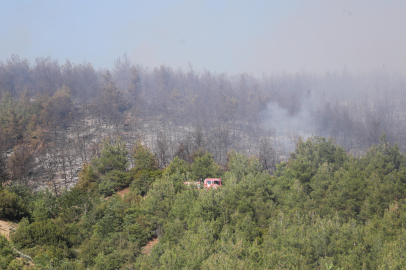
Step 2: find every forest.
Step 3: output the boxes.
[1,54,406,269]
[1,135,406,269]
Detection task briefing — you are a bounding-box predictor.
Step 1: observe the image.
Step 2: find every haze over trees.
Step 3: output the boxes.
[1,54,406,268]
[1,54,406,179]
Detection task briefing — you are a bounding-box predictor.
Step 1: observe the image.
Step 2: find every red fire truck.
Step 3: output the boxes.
[203,178,222,189]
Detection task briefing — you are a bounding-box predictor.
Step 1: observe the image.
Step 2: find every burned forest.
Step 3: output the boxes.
[2,54,406,269]
[1,54,406,190]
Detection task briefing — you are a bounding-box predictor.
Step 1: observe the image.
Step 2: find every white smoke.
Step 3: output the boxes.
[261,100,316,153]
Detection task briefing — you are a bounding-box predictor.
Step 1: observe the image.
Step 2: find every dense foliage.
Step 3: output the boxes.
[1,136,406,269]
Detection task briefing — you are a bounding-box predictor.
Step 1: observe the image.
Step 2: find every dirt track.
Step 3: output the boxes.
[142,238,159,255]
[0,220,17,240]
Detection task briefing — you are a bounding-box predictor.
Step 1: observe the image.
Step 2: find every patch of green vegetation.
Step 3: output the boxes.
[2,136,406,269]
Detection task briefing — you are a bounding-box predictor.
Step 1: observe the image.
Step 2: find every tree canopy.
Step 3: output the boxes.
[0,136,405,269]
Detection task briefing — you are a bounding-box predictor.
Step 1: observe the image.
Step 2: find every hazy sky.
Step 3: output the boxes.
[1,0,405,76]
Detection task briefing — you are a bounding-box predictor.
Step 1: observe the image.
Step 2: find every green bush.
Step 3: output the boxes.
[0,189,27,219]
[0,234,17,269]
[12,218,73,252]
[98,179,116,197]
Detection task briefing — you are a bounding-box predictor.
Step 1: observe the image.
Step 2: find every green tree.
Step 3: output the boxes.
[226,150,262,181]
[143,177,177,238]
[92,138,128,174]
[128,141,160,196]
[0,189,27,219]
[12,218,74,255]
[165,156,190,176]
[191,152,222,181]
[132,141,158,171]
[0,234,21,269]
[287,136,348,194]
[75,161,99,194]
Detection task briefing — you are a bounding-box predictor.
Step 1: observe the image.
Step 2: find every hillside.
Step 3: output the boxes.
[2,56,406,269]
[1,136,406,269]
[2,56,406,193]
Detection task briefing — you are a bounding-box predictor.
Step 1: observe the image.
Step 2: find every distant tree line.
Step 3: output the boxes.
[1,54,406,189]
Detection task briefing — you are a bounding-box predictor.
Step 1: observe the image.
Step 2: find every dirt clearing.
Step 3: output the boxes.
[0,220,18,240]
[117,187,130,198]
[142,238,159,255]
[105,187,131,200]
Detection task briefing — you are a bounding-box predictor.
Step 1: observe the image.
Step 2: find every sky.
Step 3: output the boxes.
[1,0,406,76]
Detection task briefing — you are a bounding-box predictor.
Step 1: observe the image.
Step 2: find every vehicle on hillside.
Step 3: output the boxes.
[183,178,222,189]
[183,181,201,188]
[203,178,222,189]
